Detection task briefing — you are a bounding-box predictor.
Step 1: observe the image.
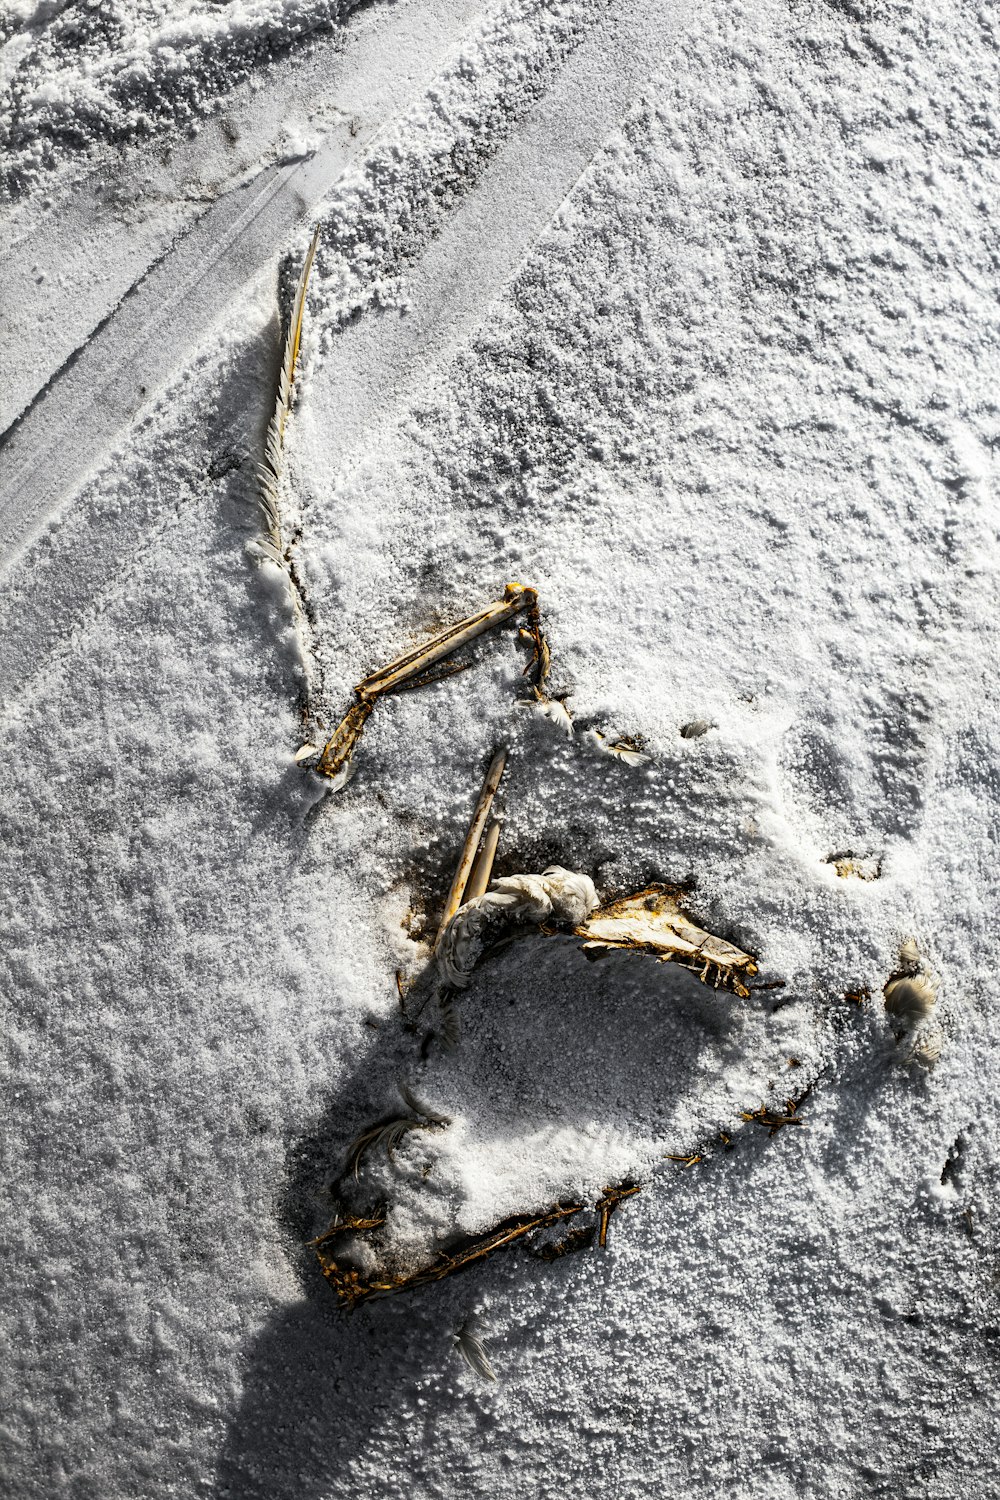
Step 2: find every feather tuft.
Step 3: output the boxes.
[256,225,320,559]
[455,1321,497,1382]
[344,1086,450,1178]
[253,228,322,720]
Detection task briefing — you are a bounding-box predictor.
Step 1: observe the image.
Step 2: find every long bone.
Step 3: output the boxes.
[315,584,548,788]
[464,818,501,905]
[434,749,508,952]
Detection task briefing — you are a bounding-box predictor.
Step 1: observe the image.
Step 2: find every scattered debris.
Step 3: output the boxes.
[825,851,881,881]
[740,1097,806,1136]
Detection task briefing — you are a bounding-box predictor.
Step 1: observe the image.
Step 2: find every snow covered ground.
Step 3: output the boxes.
[2,1,1000,1496]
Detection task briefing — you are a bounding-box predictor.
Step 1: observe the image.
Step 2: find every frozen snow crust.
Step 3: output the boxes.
[2,0,1000,1497]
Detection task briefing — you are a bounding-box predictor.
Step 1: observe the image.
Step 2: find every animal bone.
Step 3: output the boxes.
[433,750,508,952]
[575,885,758,997]
[434,873,756,999]
[313,584,549,787]
[463,818,501,905]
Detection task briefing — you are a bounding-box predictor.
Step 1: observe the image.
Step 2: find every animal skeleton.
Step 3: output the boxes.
[256,234,941,1314]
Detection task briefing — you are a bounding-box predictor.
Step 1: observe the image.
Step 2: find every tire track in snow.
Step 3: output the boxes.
[0,14,375,436]
[0,0,480,573]
[0,0,687,711]
[297,0,687,472]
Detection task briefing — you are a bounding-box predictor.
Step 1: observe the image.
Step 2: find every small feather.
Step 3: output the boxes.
[438,993,461,1050]
[609,743,651,766]
[345,1085,450,1178]
[591,730,651,765]
[885,973,937,1023]
[345,1117,424,1179]
[399,1084,451,1126]
[909,1025,943,1067]
[455,1322,497,1382]
[249,536,286,568]
[517,698,574,736]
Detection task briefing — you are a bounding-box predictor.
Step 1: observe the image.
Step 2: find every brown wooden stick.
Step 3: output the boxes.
[433,749,507,952]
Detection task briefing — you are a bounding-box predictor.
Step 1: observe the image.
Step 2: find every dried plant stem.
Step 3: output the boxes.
[433,751,507,951]
[464,818,501,905]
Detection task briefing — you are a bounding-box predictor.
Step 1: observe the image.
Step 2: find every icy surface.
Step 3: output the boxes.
[2,1,1000,1497]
